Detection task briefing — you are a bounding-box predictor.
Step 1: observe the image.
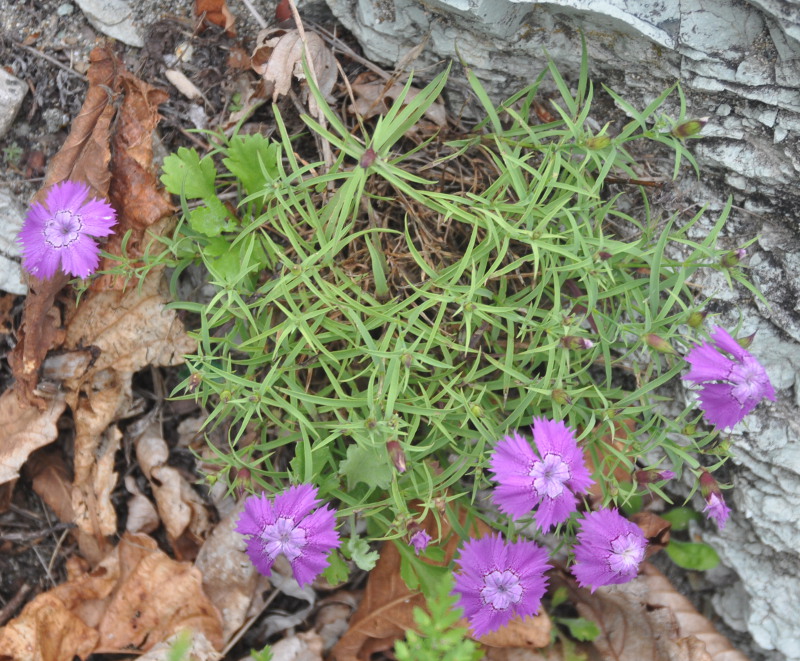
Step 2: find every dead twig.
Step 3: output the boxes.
[11,41,89,83]
[0,582,33,627]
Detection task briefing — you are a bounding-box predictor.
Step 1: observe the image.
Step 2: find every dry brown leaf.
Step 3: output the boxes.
[95,534,223,652]
[251,28,337,107]
[135,424,212,558]
[195,0,236,36]
[8,46,120,403]
[0,533,224,657]
[0,388,66,484]
[0,592,99,661]
[195,502,271,644]
[350,75,447,127]
[630,511,671,558]
[330,510,551,661]
[640,564,749,661]
[270,631,325,660]
[124,475,160,534]
[97,72,173,291]
[555,563,746,661]
[126,631,222,661]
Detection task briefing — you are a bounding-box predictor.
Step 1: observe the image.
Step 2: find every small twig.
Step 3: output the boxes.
[238,0,268,29]
[0,583,33,627]
[0,521,76,543]
[12,41,89,83]
[287,0,334,172]
[309,21,393,81]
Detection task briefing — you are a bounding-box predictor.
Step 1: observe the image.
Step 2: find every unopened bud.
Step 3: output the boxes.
[233,467,251,499]
[721,249,746,268]
[687,310,707,328]
[737,331,756,350]
[698,469,719,497]
[360,147,377,168]
[402,352,414,368]
[682,424,696,435]
[586,135,612,150]
[636,468,676,484]
[561,336,594,350]
[470,403,484,418]
[551,388,572,405]
[387,440,406,473]
[671,117,708,139]
[407,525,431,555]
[644,333,676,354]
[597,250,613,261]
[220,390,232,403]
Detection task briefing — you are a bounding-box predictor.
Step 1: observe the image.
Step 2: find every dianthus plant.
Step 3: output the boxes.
[138,44,774,634]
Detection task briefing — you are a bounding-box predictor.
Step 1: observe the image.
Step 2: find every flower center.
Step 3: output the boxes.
[261,516,307,562]
[44,210,83,248]
[530,453,571,499]
[729,357,766,405]
[481,569,523,611]
[607,532,645,575]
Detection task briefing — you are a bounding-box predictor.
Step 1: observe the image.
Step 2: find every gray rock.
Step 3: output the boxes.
[75,0,144,47]
[0,69,28,140]
[0,187,28,295]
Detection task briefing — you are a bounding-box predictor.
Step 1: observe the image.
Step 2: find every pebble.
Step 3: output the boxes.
[0,187,28,296]
[57,3,75,15]
[0,70,28,140]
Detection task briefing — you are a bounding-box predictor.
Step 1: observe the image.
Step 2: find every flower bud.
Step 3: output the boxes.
[407,525,431,555]
[698,469,719,497]
[721,249,746,268]
[402,352,414,368]
[386,440,407,473]
[737,331,756,350]
[360,147,377,168]
[671,117,708,139]
[561,336,594,350]
[597,250,613,261]
[687,310,707,328]
[635,468,676,484]
[470,403,484,418]
[586,135,612,150]
[551,388,572,405]
[644,333,676,354]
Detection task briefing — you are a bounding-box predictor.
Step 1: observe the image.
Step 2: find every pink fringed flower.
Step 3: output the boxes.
[683,327,775,430]
[699,470,731,529]
[571,508,647,592]
[18,181,117,279]
[237,484,340,586]
[409,529,431,555]
[489,418,593,532]
[703,493,731,529]
[452,534,550,638]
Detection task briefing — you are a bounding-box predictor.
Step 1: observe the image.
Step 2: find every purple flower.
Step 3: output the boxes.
[571,508,647,592]
[452,534,550,638]
[236,483,340,586]
[18,181,117,280]
[703,492,731,529]
[489,418,593,532]
[683,327,775,430]
[409,529,431,555]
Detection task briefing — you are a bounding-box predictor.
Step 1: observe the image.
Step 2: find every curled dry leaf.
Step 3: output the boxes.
[251,28,337,111]
[270,630,325,661]
[135,424,212,559]
[195,0,236,36]
[0,533,224,657]
[640,564,749,661]
[349,73,447,128]
[0,388,66,484]
[124,631,222,661]
[330,509,551,661]
[97,71,173,291]
[194,502,271,645]
[124,475,160,534]
[630,511,671,558]
[9,45,119,404]
[555,562,747,661]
